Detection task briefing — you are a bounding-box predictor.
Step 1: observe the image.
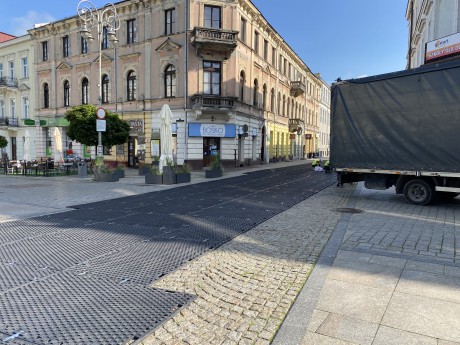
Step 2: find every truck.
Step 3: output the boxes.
[330,60,460,205]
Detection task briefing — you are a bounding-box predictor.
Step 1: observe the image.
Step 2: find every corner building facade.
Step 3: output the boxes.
[28,0,326,168]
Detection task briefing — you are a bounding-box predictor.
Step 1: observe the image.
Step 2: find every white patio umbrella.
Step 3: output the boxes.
[158,104,174,173]
[53,127,63,162]
[23,129,31,161]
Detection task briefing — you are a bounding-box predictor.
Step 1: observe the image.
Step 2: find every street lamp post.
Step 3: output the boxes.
[77,0,119,159]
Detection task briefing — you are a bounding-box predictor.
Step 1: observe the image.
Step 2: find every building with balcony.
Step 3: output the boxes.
[406,0,460,68]
[0,34,36,161]
[318,75,330,158]
[27,0,328,168]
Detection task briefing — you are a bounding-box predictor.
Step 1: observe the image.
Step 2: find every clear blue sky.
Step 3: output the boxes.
[1,0,409,85]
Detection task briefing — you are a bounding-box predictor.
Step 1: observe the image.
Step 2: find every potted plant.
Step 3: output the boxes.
[152,155,160,166]
[145,165,163,184]
[162,156,176,185]
[114,163,125,178]
[94,158,119,182]
[138,162,151,176]
[176,163,191,184]
[205,153,224,178]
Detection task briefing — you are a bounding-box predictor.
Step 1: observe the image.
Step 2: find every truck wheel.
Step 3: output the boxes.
[403,179,435,205]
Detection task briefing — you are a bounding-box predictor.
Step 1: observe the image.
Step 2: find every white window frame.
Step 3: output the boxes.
[23,97,29,118]
[0,100,4,117]
[0,63,3,78]
[21,57,28,78]
[10,98,16,118]
[9,61,14,79]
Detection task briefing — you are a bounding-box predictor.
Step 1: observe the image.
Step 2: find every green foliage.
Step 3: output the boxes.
[152,155,160,162]
[65,105,130,149]
[165,156,174,167]
[150,165,161,175]
[177,163,190,174]
[209,153,223,170]
[116,163,125,171]
[0,135,8,149]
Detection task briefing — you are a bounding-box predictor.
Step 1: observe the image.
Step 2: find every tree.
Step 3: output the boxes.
[0,135,7,149]
[65,105,130,152]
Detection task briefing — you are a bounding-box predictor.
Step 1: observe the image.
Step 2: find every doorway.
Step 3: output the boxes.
[11,137,17,160]
[203,137,220,167]
[261,126,266,163]
[128,136,138,167]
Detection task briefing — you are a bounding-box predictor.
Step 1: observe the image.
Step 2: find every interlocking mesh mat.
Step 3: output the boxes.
[0,165,334,344]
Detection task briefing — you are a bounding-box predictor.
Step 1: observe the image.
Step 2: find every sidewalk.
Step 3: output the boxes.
[273,184,460,345]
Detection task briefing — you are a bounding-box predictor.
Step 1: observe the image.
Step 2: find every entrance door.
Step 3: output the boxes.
[261,127,266,163]
[128,137,137,167]
[11,137,17,160]
[203,137,220,167]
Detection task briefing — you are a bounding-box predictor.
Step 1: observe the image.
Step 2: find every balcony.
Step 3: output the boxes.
[190,94,238,111]
[0,77,18,89]
[289,118,304,133]
[0,117,18,127]
[290,81,306,97]
[191,27,238,60]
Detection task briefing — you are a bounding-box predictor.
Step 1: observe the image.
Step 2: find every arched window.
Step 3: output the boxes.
[287,97,290,117]
[239,71,245,102]
[63,80,70,107]
[164,64,176,98]
[277,92,281,115]
[282,95,286,116]
[262,84,267,110]
[253,79,258,107]
[81,78,89,104]
[270,88,275,112]
[43,83,49,108]
[102,74,109,103]
[127,70,137,101]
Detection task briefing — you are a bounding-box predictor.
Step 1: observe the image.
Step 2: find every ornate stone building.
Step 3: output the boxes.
[26,0,328,168]
[0,34,36,161]
[406,0,460,68]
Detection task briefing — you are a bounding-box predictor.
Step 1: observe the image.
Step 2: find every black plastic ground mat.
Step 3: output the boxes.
[0,272,193,345]
[0,164,335,344]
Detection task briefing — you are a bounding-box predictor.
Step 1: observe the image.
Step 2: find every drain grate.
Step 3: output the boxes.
[333,207,364,214]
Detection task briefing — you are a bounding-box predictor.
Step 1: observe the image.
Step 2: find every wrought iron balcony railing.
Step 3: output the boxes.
[190,94,238,110]
[0,77,18,88]
[290,80,306,97]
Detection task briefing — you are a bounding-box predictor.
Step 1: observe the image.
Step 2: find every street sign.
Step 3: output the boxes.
[97,108,106,119]
[96,119,106,132]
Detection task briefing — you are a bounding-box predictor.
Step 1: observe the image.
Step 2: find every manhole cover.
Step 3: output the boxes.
[333,208,363,214]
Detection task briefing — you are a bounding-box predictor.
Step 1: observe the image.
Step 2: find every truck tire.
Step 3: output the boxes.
[403,179,435,205]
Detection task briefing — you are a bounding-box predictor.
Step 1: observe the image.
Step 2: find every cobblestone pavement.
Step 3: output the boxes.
[142,184,355,345]
[342,187,460,264]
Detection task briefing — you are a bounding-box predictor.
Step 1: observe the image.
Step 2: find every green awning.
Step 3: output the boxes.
[23,119,36,126]
[40,118,70,127]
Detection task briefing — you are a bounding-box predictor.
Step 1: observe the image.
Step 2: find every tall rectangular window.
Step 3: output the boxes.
[203,61,221,95]
[165,9,176,35]
[0,100,4,117]
[9,61,14,78]
[42,41,48,61]
[23,97,29,118]
[272,47,276,66]
[0,63,3,78]
[127,19,136,43]
[10,99,16,118]
[101,26,109,49]
[240,18,246,43]
[81,36,88,54]
[63,36,70,57]
[204,5,221,28]
[254,31,259,54]
[21,57,28,78]
[264,39,268,60]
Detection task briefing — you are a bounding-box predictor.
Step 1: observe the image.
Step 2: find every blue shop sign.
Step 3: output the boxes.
[188,123,236,138]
